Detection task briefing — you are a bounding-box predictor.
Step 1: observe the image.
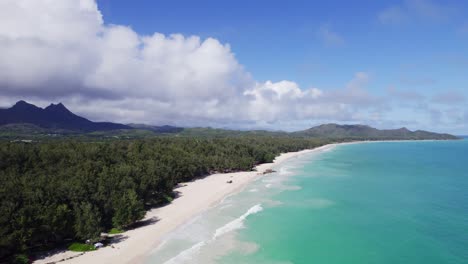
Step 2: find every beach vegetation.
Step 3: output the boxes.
[108,228,124,234]
[12,254,29,264]
[67,243,96,252]
[0,136,327,261]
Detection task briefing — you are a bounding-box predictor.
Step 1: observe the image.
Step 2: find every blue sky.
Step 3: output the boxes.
[97,0,468,133]
[97,0,468,89]
[1,0,467,133]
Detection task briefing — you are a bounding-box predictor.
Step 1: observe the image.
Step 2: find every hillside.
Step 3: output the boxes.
[0,100,130,132]
[0,101,459,141]
[127,124,184,133]
[177,127,288,138]
[293,123,458,140]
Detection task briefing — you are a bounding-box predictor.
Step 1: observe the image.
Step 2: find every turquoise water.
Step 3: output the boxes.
[148,140,468,264]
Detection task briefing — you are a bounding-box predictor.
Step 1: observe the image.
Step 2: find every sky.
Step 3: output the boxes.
[0,0,467,134]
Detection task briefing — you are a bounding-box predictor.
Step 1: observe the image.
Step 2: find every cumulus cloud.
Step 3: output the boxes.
[243,72,385,127]
[245,81,325,122]
[0,0,409,129]
[0,0,252,124]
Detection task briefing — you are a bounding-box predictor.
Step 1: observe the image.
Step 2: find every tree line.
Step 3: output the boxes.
[0,137,328,262]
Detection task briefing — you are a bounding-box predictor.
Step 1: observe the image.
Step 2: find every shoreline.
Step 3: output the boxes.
[34,143,337,264]
[34,139,449,264]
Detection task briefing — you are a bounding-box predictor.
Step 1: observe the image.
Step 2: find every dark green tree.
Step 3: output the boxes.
[112,189,145,229]
[74,203,102,241]
[0,136,328,260]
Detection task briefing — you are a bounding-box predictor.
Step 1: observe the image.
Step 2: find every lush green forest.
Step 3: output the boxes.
[1,123,459,141]
[0,137,328,262]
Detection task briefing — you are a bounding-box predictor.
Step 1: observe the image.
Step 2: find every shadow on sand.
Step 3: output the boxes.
[126,216,160,231]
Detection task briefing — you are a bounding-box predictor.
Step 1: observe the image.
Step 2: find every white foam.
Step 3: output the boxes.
[278,166,293,175]
[213,204,263,239]
[163,241,206,264]
[166,214,204,240]
[218,203,233,210]
[149,240,168,254]
[162,204,263,264]
[262,177,280,183]
[248,188,259,192]
[219,194,233,205]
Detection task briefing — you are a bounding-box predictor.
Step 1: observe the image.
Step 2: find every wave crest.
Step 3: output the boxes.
[163,204,263,264]
[214,204,263,239]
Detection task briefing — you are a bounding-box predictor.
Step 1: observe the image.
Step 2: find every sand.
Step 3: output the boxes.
[34,144,337,264]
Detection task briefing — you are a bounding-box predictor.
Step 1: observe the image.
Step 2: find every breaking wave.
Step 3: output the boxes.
[214,204,263,239]
[163,241,206,264]
[162,204,263,264]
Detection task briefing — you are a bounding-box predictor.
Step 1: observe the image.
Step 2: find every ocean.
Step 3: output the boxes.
[147,139,468,264]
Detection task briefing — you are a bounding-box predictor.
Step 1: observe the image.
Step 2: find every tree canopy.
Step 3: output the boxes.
[0,136,327,261]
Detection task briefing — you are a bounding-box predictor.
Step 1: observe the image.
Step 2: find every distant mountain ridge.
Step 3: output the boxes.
[0,100,130,132]
[293,123,458,140]
[0,101,459,140]
[127,123,183,133]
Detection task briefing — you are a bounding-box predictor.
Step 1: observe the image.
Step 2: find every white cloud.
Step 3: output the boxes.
[0,0,102,42]
[242,72,383,126]
[0,0,254,123]
[0,0,414,130]
[243,81,324,123]
[0,0,102,97]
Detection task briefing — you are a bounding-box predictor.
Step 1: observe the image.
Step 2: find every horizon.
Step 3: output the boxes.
[1,0,467,134]
[3,99,464,136]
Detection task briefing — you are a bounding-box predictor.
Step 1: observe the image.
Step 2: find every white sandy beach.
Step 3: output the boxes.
[34,144,337,264]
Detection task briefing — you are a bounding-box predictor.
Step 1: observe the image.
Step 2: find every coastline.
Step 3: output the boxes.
[34,143,337,264]
[32,139,454,264]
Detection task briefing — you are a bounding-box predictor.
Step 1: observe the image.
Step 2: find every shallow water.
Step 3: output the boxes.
[147,140,468,264]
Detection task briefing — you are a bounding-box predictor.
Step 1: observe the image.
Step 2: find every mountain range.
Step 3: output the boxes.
[0,100,130,132]
[0,100,459,140]
[293,123,458,140]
